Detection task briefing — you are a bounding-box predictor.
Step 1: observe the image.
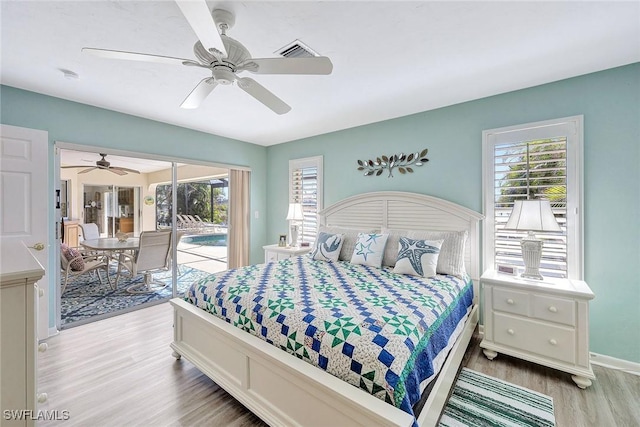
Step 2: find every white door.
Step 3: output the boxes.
[0,124,50,339]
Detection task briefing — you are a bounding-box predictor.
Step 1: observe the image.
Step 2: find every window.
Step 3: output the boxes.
[483,116,583,279]
[289,156,323,245]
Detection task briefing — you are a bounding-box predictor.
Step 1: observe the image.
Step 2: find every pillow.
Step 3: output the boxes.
[381,229,410,267]
[310,232,344,262]
[350,233,389,268]
[393,237,443,278]
[61,243,84,271]
[382,228,468,278]
[319,226,378,261]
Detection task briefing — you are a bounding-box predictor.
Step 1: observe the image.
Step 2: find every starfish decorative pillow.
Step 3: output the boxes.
[393,237,444,277]
[350,233,389,268]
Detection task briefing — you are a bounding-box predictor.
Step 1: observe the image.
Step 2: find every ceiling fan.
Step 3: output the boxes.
[62,153,141,176]
[82,1,333,114]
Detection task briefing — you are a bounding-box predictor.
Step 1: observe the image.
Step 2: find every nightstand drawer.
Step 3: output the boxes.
[532,294,575,326]
[493,312,575,364]
[493,287,530,316]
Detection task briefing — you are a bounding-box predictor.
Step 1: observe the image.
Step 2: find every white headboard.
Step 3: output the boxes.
[318,191,484,284]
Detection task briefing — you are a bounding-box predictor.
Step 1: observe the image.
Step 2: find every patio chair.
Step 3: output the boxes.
[79,223,100,240]
[193,215,217,231]
[115,230,172,294]
[60,244,111,294]
[176,215,195,231]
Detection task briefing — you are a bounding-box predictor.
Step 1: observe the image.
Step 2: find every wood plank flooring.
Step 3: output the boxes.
[38,303,639,426]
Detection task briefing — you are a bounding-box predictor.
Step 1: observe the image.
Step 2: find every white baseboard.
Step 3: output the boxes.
[590,352,640,376]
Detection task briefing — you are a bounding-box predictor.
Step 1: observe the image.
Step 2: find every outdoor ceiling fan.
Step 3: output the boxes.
[61,153,141,176]
[82,0,333,114]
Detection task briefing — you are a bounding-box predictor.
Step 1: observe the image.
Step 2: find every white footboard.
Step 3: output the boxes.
[170,298,478,427]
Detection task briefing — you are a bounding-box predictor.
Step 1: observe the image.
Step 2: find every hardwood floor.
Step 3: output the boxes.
[38,303,639,426]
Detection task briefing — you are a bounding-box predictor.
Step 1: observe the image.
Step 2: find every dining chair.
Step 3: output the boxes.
[114,230,172,293]
[79,223,100,240]
[60,243,111,294]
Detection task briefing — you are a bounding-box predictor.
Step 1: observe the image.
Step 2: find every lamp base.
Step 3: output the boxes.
[520,232,544,280]
[289,224,299,248]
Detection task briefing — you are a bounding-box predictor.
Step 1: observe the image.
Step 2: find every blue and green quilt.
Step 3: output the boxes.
[185,255,473,420]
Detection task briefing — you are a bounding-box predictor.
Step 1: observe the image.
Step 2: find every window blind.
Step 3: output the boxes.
[291,165,318,245]
[493,137,568,277]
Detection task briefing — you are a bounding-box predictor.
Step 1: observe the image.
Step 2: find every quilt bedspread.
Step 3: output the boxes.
[185,255,473,419]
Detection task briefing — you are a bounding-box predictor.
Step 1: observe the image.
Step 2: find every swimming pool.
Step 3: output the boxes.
[181,233,227,247]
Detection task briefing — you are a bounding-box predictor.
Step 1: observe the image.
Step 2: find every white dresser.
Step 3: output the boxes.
[480,269,595,388]
[263,244,311,263]
[1,243,46,426]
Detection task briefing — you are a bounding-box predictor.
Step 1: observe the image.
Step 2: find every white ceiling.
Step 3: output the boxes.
[2,1,639,146]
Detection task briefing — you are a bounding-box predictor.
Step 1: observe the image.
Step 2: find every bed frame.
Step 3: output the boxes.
[170,191,483,426]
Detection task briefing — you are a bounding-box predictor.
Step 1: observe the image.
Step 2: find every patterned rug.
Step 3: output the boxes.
[439,368,555,427]
[61,265,211,328]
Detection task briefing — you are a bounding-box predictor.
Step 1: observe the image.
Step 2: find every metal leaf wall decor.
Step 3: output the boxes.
[357,148,429,178]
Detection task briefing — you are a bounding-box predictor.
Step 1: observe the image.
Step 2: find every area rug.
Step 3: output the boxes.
[61,265,211,328]
[439,368,555,427]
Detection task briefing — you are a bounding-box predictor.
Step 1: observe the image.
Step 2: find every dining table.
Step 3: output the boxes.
[81,237,140,284]
[81,237,140,252]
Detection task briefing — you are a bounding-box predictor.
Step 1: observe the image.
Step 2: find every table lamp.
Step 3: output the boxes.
[286,203,304,247]
[504,199,561,280]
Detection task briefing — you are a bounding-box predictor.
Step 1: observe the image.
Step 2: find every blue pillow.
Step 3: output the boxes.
[310,232,344,262]
[350,233,389,268]
[393,237,443,277]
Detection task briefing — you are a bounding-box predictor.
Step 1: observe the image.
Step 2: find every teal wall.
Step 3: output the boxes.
[266,63,640,363]
[0,85,268,328]
[2,63,638,363]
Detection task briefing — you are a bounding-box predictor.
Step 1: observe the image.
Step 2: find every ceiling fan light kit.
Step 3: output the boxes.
[83,1,333,114]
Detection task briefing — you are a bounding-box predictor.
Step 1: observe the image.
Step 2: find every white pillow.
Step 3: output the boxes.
[382,228,468,278]
[393,237,443,278]
[310,232,344,262]
[319,225,378,261]
[350,233,389,268]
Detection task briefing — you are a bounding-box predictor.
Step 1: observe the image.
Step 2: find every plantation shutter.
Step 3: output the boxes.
[493,137,568,277]
[290,156,323,246]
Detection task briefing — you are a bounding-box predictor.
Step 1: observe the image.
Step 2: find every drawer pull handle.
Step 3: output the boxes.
[549,339,557,346]
[38,343,48,353]
[548,306,558,313]
[507,328,515,335]
[506,298,514,305]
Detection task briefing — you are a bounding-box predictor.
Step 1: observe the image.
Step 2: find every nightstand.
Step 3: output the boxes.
[263,244,311,263]
[480,269,595,388]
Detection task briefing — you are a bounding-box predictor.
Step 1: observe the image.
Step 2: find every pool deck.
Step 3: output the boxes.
[177,239,227,274]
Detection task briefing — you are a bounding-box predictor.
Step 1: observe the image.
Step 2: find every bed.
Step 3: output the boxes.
[170,191,483,426]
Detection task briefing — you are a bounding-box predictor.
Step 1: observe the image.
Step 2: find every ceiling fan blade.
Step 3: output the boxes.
[77,167,98,175]
[180,78,218,109]
[108,168,128,176]
[112,167,140,175]
[243,57,333,75]
[175,0,227,57]
[237,77,291,115]
[82,48,199,66]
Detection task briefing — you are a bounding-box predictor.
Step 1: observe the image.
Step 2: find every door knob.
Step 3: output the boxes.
[29,242,45,251]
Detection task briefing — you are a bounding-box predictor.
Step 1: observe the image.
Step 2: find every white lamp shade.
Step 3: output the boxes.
[286,203,304,221]
[504,199,561,232]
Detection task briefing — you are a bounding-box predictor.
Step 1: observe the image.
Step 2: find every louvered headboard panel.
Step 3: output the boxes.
[319,191,484,283]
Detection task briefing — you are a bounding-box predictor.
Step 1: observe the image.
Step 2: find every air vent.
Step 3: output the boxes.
[276,39,320,58]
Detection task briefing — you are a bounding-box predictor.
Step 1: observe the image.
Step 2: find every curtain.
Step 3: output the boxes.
[228,169,250,268]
